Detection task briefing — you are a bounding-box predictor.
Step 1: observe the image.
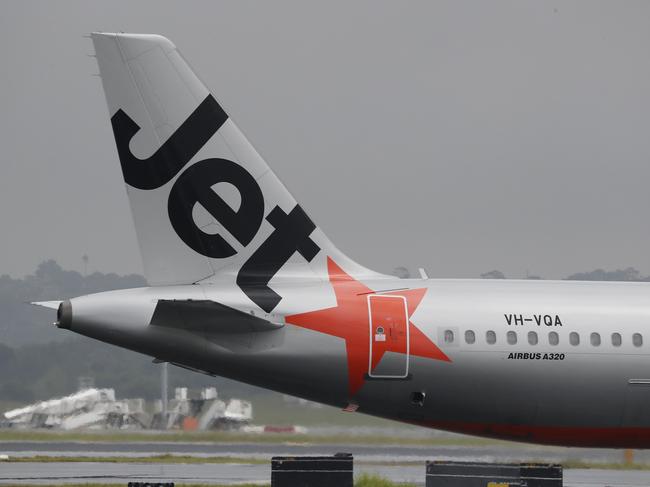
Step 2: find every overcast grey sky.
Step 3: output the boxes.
[1,1,649,280]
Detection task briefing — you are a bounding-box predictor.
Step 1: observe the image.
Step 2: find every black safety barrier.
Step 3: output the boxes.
[271,452,353,487]
[520,463,563,486]
[127,483,174,487]
[426,461,562,487]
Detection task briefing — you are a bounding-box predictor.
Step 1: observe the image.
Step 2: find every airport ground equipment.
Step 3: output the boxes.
[150,387,252,430]
[2,388,147,430]
[2,385,251,431]
[271,453,353,487]
[425,461,562,486]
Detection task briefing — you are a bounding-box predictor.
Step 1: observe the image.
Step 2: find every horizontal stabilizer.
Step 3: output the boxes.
[150,299,283,334]
[31,301,62,310]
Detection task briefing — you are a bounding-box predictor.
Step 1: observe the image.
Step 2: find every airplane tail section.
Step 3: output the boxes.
[91,33,382,311]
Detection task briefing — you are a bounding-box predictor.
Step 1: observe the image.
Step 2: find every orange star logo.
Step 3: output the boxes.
[286,258,451,396]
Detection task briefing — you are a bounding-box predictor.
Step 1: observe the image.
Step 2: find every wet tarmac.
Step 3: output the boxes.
[3,461,650,486]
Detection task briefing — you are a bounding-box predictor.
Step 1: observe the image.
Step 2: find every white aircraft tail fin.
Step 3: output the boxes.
[91,33,382,312]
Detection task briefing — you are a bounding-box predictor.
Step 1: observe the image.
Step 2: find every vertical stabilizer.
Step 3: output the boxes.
[91,33,383,311]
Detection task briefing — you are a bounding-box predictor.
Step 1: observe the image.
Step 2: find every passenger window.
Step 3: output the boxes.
[569,332,580,346]
[465,330,476,344]
[507,331,517,345]
[528,331,538,345]
[633,333,643,347]
[590,332,601,346]
[444,330,455,344]
[549,331,559,346]
[486,330,496,345]
[611,333,622,347]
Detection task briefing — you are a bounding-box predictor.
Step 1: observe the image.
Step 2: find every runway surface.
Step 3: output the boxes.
[2,440,650,486]
[3,462,650,486]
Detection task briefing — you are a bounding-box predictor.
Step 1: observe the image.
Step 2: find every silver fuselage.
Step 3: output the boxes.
[64,277,650,448]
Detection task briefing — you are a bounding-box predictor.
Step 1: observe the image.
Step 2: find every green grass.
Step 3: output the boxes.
[356,473,417,486]
[6,454,268,464]
[0,428,505,446]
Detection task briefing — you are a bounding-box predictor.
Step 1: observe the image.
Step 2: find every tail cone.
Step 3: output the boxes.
[57,300,72,329]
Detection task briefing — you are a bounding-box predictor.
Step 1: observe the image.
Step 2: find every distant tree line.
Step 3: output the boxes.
[0,261,264,405]
[0,260,146,347]
[478,266,650,281]
[392,265,650,281]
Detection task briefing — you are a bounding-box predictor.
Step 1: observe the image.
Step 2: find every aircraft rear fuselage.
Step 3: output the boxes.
[62,275,650,448]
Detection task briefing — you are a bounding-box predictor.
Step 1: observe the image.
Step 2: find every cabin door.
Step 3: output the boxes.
[367,294,409,378]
